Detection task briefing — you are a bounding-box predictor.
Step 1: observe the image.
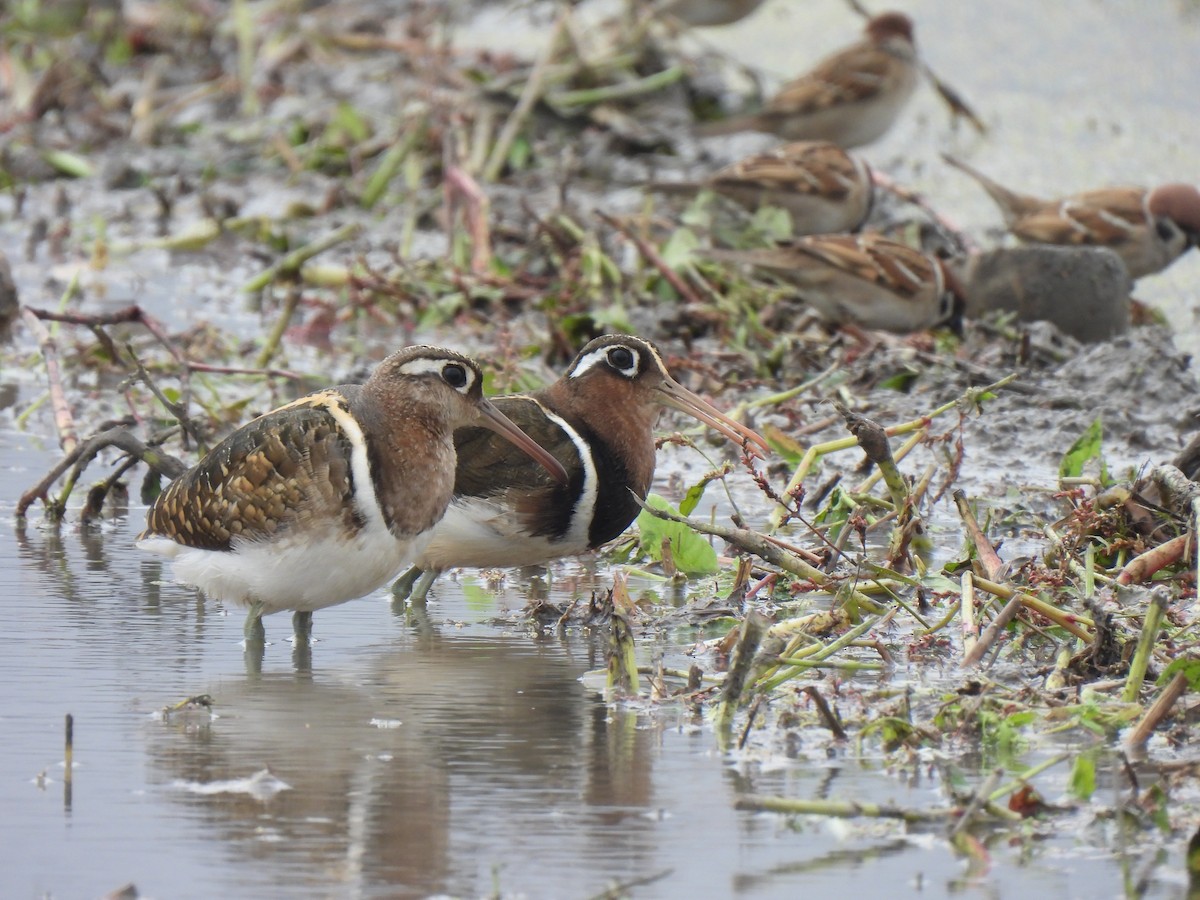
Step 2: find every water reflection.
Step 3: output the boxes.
[143,638,675,897]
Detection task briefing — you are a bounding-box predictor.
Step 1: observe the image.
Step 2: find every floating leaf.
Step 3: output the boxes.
[636,494,717,576]
[1059,416,1105,480]
[1068,751,1096,800]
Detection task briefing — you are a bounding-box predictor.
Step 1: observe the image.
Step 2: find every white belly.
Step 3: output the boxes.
[138,523,412,616]
[413,497,590,571]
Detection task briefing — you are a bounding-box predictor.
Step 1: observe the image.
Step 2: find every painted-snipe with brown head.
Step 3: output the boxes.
[394,335,768,602]
[137,345,568,645]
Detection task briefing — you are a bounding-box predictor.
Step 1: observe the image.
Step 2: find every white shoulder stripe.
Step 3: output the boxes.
[322,401,390,534]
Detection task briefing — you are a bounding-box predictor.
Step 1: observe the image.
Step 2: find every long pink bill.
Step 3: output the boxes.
[656,378,770,459]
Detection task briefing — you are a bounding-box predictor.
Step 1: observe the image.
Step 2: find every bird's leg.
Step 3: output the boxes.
[243,601,266,644]
[408,568,441,604]
[292,610,313,645]
[391,566,422,603]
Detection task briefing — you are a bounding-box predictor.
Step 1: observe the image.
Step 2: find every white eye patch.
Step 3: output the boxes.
[568,345,640,379]
[398,357,478,393]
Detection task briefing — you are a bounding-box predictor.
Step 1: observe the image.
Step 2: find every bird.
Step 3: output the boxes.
[136,345,569,645]
[702,233,965,333]
[651,0,767,28]
[646,141,874,236]
[393,335,769,603]
[943,154,1200,280]
[695,11,919,148]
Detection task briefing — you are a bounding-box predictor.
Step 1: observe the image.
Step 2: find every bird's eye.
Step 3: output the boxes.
[1156,218,1178,242]
[607,346,636,372]
[442,363,468,389]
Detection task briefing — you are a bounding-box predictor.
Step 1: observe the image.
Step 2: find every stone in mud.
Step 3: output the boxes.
[953,245,1131,343]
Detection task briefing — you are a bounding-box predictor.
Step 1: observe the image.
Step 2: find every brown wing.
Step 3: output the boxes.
[713,147,853,199]
[453,396,585,540]
[767,42,896,115]
[797,234,932,298]
[1011,188,1147,247]
[139,395,360,550]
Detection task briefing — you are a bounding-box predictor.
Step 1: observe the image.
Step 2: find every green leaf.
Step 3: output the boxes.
[1068,751,1096,800]
[679,468,729,516]
[749,205,794,242]
[1059,416,1104,479]
[1160,657,1200,690]
[877,367,920,392]
[41,149,93,178]
[659,227,700,270]
[636,494,718,576]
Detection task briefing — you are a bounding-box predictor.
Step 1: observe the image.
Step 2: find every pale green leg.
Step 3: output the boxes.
[408,569,440,604]
[243,601,266,644]
[292,610,313,644]
[391,566,422,602]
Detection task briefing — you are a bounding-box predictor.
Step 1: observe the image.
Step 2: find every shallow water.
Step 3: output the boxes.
[3,0,1200,896]
[0,421,1187,898]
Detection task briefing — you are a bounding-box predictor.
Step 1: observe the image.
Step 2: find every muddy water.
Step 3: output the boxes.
[3,0,1200,897]
[0,424,1180,897]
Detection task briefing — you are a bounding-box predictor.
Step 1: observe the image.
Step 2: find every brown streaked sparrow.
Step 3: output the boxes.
[703,233,964,333]
[944,154,1200,280]
[646,140,874,235]
[696,11,919,148]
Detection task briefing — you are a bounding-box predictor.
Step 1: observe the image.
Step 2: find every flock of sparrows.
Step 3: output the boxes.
[650,9,1200,333]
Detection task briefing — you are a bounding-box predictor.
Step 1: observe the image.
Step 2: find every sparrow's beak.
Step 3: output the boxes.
[656,377,770,459]
[476,399,570,485]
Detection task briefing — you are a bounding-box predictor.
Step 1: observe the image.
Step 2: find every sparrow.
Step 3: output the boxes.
[695,11,919,148]
[646,140,874,236]
[944,154,1200,279]
[703,232,965,333]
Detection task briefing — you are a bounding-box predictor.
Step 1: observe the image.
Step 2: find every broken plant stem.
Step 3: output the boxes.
[631,496,885,613]
[242,221,362,294]
[971,575,1094,641]
[735,794,960,823]
[716,611,768,746]
[482,10,567,183]
[22,308,78,454]
[835,400,907,510]
[1116,533,1193,586]
[255,285,302,369]
[988,752,1073,803]
[1126,672,1189,750]
[961,571,978,659]
[770,374,1017,529]
[954,489,1005,580]
[949,768,1004,838]
[598,211,702,305]
[962,595,1021,668]
[17,426,187,521]
[546,65,685,109]
[1122,592,1168,703]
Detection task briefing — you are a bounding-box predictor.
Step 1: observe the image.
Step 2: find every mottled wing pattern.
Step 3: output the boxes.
[140,394,360,551]
[801,234,930,298]
[715,149,849,199]
[770,44,893,114]
[1014,189,1146,247]
[453,396,584,540]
